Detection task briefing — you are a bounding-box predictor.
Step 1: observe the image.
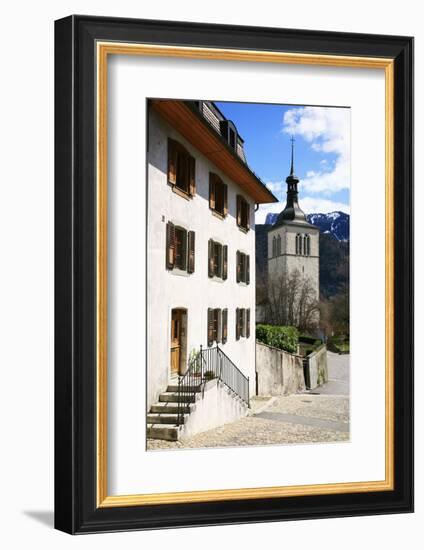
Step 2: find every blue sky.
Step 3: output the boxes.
[215,102,350,224]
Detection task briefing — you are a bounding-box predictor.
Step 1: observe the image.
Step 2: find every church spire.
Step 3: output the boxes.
[274,136,308,226]
[289,135,295,176]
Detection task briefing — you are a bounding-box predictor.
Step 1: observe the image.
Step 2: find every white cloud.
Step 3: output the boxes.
[264,180,284,197]
[255,203,281,224]
[282,106,350,194]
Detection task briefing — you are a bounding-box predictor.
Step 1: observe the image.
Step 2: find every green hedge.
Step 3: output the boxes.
[256,325,299,354]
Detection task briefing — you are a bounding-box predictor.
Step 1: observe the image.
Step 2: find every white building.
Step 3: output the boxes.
[267,140,320,327]
[146,100,277,440]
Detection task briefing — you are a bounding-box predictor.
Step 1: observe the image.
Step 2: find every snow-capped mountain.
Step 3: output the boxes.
[264,211,349,242]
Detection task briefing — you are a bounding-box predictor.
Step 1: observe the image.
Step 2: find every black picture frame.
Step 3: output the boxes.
[55,15,414,534]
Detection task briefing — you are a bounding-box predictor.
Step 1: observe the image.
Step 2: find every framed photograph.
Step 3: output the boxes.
[54,15,413,534]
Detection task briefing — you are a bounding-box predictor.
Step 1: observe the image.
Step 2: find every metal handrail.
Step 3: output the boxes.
[177,345,250,426]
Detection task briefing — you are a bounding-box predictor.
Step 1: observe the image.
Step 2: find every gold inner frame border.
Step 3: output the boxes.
[96,42,394,508]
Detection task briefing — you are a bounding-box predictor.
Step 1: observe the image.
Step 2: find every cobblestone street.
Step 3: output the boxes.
[147,352,350,451]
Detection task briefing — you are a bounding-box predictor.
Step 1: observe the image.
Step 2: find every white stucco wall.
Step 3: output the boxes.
[181,379,249,439]
[147,108,256,408]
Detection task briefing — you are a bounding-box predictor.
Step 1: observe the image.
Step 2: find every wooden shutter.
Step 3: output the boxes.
[246,309,250,338]
[188,155,196,196]
[246,254,250,285]
[236,250,241,282]
[223,184,228,216]
[245,201,250,230]
[187,231,195,273]
[235,308,240,341]
[208,239,214,277]
[222,309,228,344]
[236,195,242,226]
[207,308,214,347]
[166,222,175,269]
[209,173,216,210]
[181,229,188,271]
[222,245,228,280]
[168,139,177,185]
[216,309,222,343]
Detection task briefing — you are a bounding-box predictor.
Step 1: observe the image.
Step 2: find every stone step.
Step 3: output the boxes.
[166,384,202,393]
[150,402,192,414]
[147,423,181,441]
[147,413,186,425]
[159,392,196,403]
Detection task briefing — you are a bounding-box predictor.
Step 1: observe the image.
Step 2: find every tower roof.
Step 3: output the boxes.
[273,137,314,229]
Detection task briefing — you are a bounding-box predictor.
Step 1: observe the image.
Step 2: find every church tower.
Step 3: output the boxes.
[267,138,320,327]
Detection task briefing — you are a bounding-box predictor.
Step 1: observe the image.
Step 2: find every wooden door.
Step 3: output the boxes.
[170,309,182,376]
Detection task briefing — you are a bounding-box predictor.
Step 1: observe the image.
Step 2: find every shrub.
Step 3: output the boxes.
[256,325,299,354]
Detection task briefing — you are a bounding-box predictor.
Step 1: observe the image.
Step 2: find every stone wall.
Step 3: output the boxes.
[256,342,305,396]
[305,344,328,389]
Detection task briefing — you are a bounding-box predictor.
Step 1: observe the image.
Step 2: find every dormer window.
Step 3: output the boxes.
[219,120,238,152]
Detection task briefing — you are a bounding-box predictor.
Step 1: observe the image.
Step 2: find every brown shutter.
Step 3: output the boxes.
[245,201,250,230]
[208,239,214,277]
[222,309,228,344]
[235,308,240,340]
[223,184,228,216]
[166,222,175,269]
[207,308,214,347]
[246,254,250,285]
[246,309,250,338]
[187,231,195,273]
[222,245,228,280]
[209,173,216,210]
[189,155,196,196]
[181,229,188,271]
[216,309,222,343]
[236,195,241,226]
[236,250,241,282]
[168,139,177,185]
[240,309,245,338]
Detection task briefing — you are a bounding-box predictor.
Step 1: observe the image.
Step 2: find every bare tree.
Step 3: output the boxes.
[265,268,319,330]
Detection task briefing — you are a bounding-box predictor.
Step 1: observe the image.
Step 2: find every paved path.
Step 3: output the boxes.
[316,351,349,395]
[147,352,350,451]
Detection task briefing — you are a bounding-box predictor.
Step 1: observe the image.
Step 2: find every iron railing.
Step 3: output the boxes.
[177,345,250,426]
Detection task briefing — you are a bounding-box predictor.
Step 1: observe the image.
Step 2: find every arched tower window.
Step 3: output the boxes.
[296,233,301,255]
[277,234,281,256]
[272,236,276,258]
[305,234,310,256]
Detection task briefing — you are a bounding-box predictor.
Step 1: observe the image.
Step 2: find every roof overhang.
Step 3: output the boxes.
[150,99,278,205]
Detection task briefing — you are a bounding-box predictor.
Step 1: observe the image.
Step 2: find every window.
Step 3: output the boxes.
[236,251,250,284]
[235,308,250,340]
[236,195,250,231]
[295,233,311,256]
[219,120,238,151]
[272,236,276,258]
[209,173,228,217]
[207,308,228,346]
[168,138,196,196]
[166,222,195,273]
[277,234,282,256]
[296,233,301,255]
[305,234,311,256]
[208,239,228,279]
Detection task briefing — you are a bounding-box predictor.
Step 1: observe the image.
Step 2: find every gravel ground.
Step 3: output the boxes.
[147,353,350,452]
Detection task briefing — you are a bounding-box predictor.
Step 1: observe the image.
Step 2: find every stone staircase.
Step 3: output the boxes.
[147,383,202,441]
